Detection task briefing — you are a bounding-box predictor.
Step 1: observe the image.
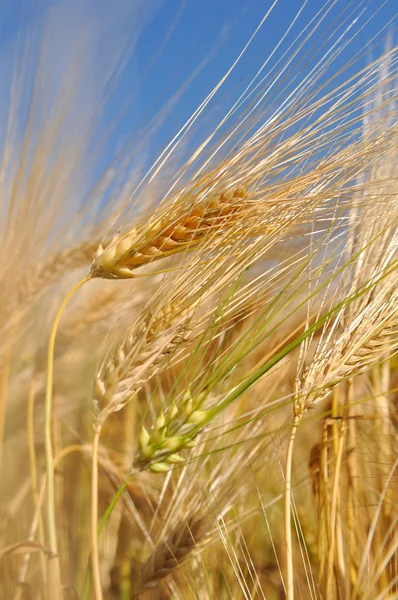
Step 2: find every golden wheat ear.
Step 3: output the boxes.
[89,186,250,279]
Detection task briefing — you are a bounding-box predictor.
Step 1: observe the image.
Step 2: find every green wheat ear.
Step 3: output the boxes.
[135,394,209,472]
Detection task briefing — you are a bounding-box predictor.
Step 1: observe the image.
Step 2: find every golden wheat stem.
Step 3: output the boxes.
[91,426,104,600]
[12,585,23,600]
[27,376,46,584]
[330,386,346,586]
[318,421,331,583]
[284,413,301,600]
[331,387,340,455]
[372,362,393,519]
[345,378,359,595]
[44,275,90,598]
[326,414,346,600]
[12,378,47,600]
[0,347,12,467]
[12,445,87,595]
[346,416,358,592]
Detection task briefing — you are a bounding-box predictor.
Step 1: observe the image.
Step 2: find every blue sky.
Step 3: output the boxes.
[128,1,397,121]
[117,0,398,190]
[0,0,397,202]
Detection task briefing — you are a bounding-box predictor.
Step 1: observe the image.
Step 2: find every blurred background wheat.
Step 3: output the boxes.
[0,1,397,599]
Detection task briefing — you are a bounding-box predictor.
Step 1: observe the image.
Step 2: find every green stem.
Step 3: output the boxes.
[98,479,129,536]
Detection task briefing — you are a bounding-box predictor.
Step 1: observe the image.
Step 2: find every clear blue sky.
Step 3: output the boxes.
[0,0,397,193]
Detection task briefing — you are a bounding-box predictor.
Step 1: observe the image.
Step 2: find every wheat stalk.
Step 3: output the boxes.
[90,287,200,600]
[284,144,398,598]
[43,275,91,600]
[298,239,398,414]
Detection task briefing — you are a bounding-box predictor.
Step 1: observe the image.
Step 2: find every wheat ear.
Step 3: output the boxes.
[93,302,192,424]
[19,241,100,301]
[138,518,204,593]
[132,398,272,595]
[90,186,249,279]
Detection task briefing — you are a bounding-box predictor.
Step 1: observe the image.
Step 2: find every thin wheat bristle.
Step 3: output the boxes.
[90,186,250,279]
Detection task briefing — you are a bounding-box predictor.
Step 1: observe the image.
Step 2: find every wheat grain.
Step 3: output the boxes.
[300,301,398,412]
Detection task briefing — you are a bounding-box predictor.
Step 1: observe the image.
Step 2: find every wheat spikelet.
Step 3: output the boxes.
[18,241,100,301]
[300,297,398,412]
[90,186,250,279]
[93,301,192,424]
[297,194,398,413]
[138,518,204,591]
[128,399,279,596]
[0,241,102,347]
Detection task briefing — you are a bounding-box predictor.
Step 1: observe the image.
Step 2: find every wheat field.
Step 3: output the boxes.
[0,2,397,599]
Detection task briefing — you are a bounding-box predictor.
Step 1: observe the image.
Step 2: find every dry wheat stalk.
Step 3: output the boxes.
[284,109,398,600]
[300,310,398,411]
[294,130,398,413]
